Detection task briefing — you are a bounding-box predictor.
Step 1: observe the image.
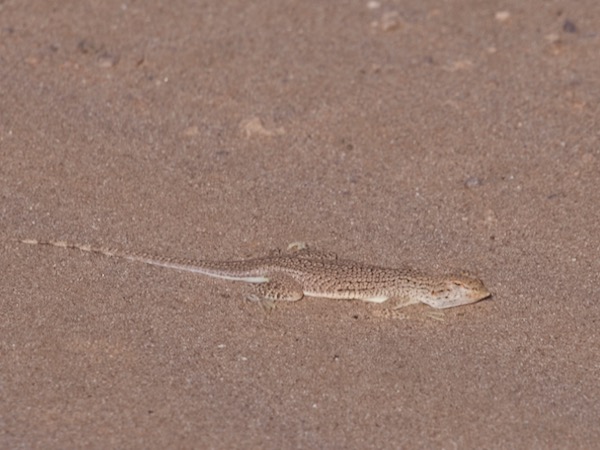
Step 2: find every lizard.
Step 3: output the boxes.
[18,239,491,309]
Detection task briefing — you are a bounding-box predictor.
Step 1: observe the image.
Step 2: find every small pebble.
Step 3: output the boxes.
[380,11,401,31]
[563,19,577,33]
[464,176,483,188]
[97,52,119,68]
[241,117,285,138]
[495,11,510,22]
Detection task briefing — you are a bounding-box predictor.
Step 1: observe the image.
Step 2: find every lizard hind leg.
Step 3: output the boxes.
[285,242,339,260]
[246,273,304,304]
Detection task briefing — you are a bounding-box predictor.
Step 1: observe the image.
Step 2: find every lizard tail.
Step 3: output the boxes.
[19,238,123,258]
[17,238,270,282]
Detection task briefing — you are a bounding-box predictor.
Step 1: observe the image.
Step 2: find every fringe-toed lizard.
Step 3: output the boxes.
[19,239,491,309]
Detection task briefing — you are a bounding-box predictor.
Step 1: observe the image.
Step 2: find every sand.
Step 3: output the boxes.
[2,1,600,448]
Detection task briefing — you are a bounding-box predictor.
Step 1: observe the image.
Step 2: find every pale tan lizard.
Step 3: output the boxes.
[19,239,491,309]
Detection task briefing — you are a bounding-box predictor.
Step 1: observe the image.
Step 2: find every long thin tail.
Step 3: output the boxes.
[19,238,150,264]
[18,239,268,282]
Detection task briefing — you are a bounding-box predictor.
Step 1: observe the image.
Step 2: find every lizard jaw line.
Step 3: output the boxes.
[303,291,390,303]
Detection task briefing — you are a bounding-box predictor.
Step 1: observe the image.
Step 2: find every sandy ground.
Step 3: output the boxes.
[2,0,600,448]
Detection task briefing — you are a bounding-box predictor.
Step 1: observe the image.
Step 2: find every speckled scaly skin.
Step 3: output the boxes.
[19,239,491,309]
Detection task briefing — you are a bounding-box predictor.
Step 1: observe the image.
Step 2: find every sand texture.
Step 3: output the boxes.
[2,1,600,448]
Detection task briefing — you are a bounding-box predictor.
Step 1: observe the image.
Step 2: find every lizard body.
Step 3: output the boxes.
[19,239,491,309]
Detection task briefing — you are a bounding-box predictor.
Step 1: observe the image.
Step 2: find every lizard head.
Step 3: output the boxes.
[421,274,491,309]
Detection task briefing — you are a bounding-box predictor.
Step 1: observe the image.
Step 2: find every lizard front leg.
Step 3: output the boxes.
[246,273,304,305]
